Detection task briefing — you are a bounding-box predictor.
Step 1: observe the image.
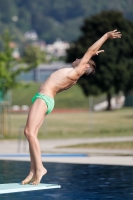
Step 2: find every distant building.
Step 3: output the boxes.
[24,30,38,41]
[12,48,20,59]
[32,40,46,51]
[9,42,20,59]
[12,16,18,22]
[45,38,70,57]
[17,61,71,82]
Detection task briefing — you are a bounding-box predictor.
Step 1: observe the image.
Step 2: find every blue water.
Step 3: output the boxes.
[0,160,133,200]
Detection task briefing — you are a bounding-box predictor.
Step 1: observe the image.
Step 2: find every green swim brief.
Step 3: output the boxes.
[31,93,55,114]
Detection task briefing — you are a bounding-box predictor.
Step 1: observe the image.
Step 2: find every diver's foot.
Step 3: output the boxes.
[31,167,47,185]
[22,171,34,185]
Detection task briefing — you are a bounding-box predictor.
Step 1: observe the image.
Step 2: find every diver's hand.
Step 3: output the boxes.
[107,29,122,39]
[95,50,104,56]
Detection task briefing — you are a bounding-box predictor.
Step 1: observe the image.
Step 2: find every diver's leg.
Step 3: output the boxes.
[22,99,47,185]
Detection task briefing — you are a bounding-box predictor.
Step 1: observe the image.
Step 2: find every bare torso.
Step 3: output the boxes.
[38,68,78,98]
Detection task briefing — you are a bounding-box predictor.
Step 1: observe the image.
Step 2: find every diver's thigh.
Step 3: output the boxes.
[26,99,47,131]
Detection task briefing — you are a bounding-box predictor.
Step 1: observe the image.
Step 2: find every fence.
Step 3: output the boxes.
[0,90,12,137]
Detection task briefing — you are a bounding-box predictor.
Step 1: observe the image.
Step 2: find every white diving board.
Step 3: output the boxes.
[0,183,61,194]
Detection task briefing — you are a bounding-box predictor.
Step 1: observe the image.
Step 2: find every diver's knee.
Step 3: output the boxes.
[24,127,28,139]
[24,127,34,139]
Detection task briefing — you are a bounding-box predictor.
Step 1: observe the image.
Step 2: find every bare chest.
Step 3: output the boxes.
[64,80,77,90]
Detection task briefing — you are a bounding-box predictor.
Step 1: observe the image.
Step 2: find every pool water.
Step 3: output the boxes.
[0,160,133,200]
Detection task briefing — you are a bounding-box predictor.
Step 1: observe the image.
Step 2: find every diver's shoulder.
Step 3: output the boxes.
[58,67,72,72]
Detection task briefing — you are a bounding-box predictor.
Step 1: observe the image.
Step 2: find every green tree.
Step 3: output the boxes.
[1,0,133,43]
[0,31,46,97]
[0,30,21,96]
[66,11,133,110]
[22,44,46,81]
[22,45,46,70]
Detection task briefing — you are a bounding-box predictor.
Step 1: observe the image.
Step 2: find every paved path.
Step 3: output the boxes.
[0,137,133,166]
[0,136,133,155]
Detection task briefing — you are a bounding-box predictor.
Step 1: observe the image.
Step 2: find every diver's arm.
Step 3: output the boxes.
[68,30,122,79]
[79,30,122,67]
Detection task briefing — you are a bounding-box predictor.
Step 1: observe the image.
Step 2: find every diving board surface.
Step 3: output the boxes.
[0,183,61,194]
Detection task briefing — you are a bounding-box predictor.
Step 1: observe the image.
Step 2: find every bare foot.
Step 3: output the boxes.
[31,167,47,185]
[22,171,34,185]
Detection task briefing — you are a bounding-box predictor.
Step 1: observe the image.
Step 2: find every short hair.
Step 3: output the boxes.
[84,59,96,75]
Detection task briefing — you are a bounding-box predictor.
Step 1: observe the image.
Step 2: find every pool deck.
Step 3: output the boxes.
[0,137,133,166]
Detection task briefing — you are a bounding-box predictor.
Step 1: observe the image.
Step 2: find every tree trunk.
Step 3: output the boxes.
[107,93,112,110]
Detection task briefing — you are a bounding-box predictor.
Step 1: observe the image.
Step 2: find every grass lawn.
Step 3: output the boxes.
[1,108,132,139]
[12,82,41,106]
[58,141,133,150]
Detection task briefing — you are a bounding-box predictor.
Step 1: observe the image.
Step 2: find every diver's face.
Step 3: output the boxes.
[72,59,81,68]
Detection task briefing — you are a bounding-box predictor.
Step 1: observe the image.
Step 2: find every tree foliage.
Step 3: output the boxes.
[0,0,133,43]
[66,11,133,110]
[22,45,46,71]
[0,31,46,96]
[0,31,20,95]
